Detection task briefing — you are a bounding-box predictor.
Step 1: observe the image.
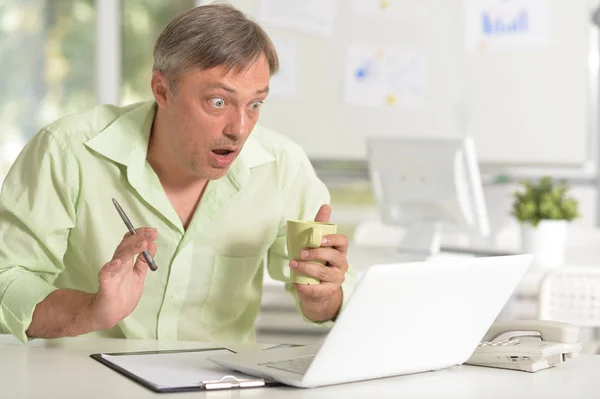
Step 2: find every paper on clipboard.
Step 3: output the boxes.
[97,349,260,390]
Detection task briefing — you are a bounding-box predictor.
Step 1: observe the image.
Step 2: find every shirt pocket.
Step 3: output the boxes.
[208,254,265,304]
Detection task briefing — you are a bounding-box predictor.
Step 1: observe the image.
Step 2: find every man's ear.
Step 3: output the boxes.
[151,71,171,108]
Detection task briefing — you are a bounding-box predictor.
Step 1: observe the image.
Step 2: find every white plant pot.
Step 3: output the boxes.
[520,220,568,268]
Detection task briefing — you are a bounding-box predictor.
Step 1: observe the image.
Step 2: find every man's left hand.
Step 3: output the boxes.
[290,204,348,322]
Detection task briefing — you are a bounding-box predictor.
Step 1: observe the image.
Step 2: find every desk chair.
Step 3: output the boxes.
[538,267,600,354]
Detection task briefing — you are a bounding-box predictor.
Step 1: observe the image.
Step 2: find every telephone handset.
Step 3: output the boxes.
[465,320,581,372]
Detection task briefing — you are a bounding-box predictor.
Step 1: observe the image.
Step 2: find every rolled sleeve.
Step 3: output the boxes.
[0,129,78,342]
[0,269,57,342]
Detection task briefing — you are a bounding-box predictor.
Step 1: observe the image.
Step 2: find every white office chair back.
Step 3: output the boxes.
[538,267,600,327]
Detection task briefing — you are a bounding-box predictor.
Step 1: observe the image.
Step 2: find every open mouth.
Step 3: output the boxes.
[212,149,234,157]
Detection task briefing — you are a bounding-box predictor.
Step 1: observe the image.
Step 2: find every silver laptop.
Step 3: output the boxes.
[209,254,533,388]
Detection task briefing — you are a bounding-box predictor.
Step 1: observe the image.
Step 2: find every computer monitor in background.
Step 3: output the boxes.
[366,137,490,256]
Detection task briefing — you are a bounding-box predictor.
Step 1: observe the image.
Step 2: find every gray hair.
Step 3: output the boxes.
[153,3,279,93]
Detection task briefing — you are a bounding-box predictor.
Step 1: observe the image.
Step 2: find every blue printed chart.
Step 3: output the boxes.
[344,46,423,109]
[464,0,551,53]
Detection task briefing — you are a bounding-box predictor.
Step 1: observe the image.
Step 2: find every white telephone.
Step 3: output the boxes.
[466,320,581,372]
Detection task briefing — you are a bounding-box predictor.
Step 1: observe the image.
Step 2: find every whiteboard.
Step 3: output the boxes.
[225,0,593,166]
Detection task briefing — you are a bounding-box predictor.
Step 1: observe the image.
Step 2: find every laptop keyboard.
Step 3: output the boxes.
[263,356,315,375]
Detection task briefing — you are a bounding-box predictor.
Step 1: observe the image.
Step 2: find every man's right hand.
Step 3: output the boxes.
[91,227,158,330]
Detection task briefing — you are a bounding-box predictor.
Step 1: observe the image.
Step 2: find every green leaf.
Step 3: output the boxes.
[510,176,579,224]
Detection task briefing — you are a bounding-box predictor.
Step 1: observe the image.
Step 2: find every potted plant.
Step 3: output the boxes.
[511,176,579,267]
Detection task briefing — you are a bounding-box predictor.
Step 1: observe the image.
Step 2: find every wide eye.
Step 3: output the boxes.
[209,98,225,108]
[250,101,263,110]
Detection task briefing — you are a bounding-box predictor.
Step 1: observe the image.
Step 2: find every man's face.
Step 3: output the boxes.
[159,54,270,180]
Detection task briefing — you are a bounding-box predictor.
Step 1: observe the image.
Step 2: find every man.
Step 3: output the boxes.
[0,4,354,343]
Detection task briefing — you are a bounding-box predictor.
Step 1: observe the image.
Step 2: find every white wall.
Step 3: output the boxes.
[226,0,593,165]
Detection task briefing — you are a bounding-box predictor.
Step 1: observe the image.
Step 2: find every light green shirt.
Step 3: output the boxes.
[0,101,355,343]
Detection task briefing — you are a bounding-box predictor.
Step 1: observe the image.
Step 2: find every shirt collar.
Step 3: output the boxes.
[237,130,276,169]
[84,101,155,167]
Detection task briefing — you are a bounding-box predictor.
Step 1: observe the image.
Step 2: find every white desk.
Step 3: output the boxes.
[1,335,599,398]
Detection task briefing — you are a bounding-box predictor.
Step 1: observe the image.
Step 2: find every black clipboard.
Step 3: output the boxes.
[90,347,280,393]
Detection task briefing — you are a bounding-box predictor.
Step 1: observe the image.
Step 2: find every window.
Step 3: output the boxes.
[0,0,96,176]
[121,0,196,104]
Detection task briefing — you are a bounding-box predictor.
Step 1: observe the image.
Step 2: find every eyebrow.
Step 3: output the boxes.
[256,86,270,95]
[207,83,269,95]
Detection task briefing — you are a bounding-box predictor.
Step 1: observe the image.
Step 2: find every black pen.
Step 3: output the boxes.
[112,198,158,271]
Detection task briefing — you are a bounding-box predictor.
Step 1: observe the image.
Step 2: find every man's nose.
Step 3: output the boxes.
[223,109,248,141]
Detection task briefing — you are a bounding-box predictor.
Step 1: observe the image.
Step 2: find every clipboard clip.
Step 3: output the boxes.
[200,375,265,390]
